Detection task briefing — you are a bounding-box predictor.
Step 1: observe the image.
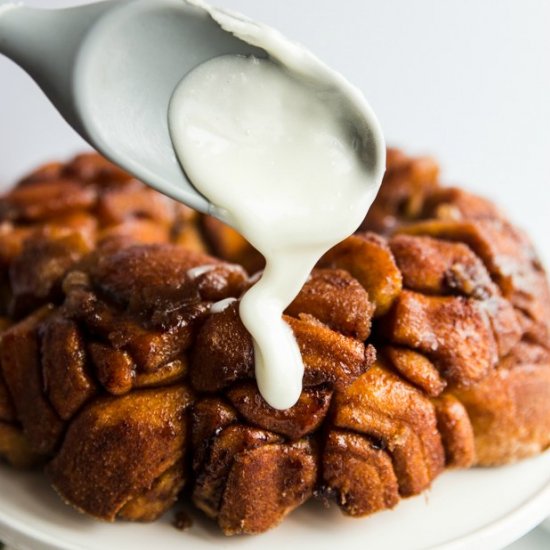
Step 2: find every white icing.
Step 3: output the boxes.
[248,271,264,285]
[210,297,237,314]
[170,1,385,409]
[186,264,218,280]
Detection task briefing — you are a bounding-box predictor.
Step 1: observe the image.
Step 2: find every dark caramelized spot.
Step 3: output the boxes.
[227,382,332,439]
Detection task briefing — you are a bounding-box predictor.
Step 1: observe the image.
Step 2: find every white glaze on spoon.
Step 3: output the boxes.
[170,2,385,409]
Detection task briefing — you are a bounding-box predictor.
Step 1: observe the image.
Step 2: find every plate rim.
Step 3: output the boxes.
[1,459,550,550]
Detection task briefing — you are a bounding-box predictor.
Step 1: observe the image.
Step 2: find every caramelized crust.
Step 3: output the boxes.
[66,286,206,373]
[47,386,193,521]
[389,233,522,358]
[190,302,255,392]
[88,342,135,396]
[286,268,374,340]
[286,316,375,389]
[397,219,550,336]
[320,233,402,316]
[421,187,503,222]
[323,430,399,516]
[361,151,440,234]
[95,181,177,226]
[0,179,96,222]
[9,228,91,318]
[452,351,550,465]
[118,461,186,522]
[0,150,548,535]
[333,362,445,497]
[384,346,446,397]
[88,244,247,316]
[41,315,96,419]
[389,234,494,298]
[192,417,316,535]
[0,306,64,454]
[134,359,188,389]
[193,424,283,518]
[432,395,476,468]
[190,398,238,472]
[200,216,263,274]
[227,382,332,440]
[218,439,316,535]
[382,291,498,386]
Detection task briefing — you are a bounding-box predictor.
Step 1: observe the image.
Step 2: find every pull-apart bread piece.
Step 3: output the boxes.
[0,150,548,535]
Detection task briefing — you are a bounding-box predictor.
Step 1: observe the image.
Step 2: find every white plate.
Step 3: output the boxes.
[1,452,550,550]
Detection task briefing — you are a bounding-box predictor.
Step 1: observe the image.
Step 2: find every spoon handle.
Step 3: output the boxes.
[0,3,29,63]
[0,2,117,139]
[0,3,89,135]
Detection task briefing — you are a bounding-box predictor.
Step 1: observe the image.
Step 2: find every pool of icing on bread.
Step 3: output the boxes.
[169,1,385,409]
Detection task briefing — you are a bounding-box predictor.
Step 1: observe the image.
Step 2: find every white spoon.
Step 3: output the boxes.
[0,0,265,216]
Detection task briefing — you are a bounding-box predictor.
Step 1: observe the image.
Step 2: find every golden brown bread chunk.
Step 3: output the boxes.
[218,439,316,535]
[322,430,399,517]
[433,395,476,468]
[191,405,317,535]
[452,342,550,465]
[192,422,282,518]
[190,302,255,392]
[286,315,376,390]
[41,314,97,419]
[286,268,374,340]
[88,244,247,315]
[65,285,204,373]
[118,462,187,522]
[0,179,97,222]
[396,219,550,337]
[332,362,445,497]
[9,227,92,318]
[320,233,403,316]
[361,149,440,234]
[420,187,504,222]
[190,397,238,472]
[96,180,177,226]
[88,342,135,396]
[227,382,332,440]
[47,386,193,521]
[388,233,523,358]
[0,150,548,536]
[0,306,64,454]
[389,234,495,298]
[382,290,499,386]
[383,346,447,397]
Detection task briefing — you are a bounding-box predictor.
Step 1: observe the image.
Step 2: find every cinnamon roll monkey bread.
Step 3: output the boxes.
[0,150,548,535]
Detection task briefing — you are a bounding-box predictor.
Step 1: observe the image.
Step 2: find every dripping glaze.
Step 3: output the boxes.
[170,0,385,409]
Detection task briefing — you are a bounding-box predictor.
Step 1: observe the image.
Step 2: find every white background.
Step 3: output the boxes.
[0,2,549,547]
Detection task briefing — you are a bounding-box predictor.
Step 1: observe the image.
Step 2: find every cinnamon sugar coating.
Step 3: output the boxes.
[0,150,548,534]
